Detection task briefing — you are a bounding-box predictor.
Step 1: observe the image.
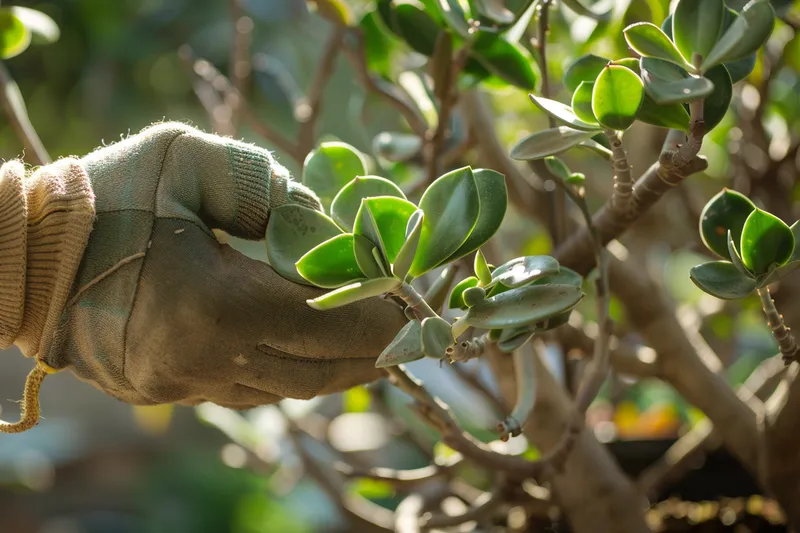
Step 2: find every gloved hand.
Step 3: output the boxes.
[0,122,406,413]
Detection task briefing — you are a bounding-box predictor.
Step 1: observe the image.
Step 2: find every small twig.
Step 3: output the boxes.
[228,0,252,127]
[178,46,306,164]
[334,455,461,489]
[278,405,395,531]
[606,130,633,213]
[0,62,51,165]
[420,477,504,529]
[757,287,799,365]
[344,28,428,137]
[298,26,346,154]
[450,362,510,414]
[671,54,706,168]
[447,333,490,362]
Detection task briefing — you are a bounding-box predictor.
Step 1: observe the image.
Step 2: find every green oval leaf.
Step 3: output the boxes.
[0,9,31,59]
[11,7,59,45]
[529,94,602,132]
[724,54,757,83]
[623,22,688,68]
[640,57,688,83]
[727,229,753,278]
[421,316,454,359]
[442,168,508,263]
[700,188,756,260]
[449,276,479,310]
[307,277,401,310]
[703,0,775,70]
[560,0,611,21]
[472,0,515,24]
[474,250,492,286]
[702,64,733,131]
[355,196,419,266]
[642,73,714,105]
[435,0,472,37]
[470,32,538,90]
[636,94,691,131]
[303,142,368,210]
[375,320,425,368]
[571,81,598,124]
[592,65,644,131]
[394,2,441,56]
[409,167,480,277]
[532,266,583,288]
[266,205,344,285]
[463,284,584,329]
[331,175,406,231]
[354,234,388,278]
[689,261,757,299]
[544,156,572,182]
[672,0,725,64]
[373,132,423,162]
[497,330,535,353]
[564,54,609,92]
[393,210,424,280]
[510,127,597,161]
[487,255,560,289]
[296,234,366,288]
[740,208,795,275]
[462,286,487,307]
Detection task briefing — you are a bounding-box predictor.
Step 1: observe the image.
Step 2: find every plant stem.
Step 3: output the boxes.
[394,282,438,319]
[0,62,51,166]
[758,287,799,364]
[605,129,633,213]
[497,344,537,440]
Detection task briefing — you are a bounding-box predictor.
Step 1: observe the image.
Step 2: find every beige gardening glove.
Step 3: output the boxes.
[0,122,405,418]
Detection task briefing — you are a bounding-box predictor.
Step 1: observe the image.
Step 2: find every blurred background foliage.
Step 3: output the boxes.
[0,0,799,531]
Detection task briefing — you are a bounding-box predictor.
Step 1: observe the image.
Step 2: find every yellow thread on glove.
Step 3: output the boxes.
[0,358,60,434]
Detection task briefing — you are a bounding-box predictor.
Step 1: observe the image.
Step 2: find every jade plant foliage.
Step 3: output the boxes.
[510,0,775,161]
[266,142,585,367]
[690,189,800,300]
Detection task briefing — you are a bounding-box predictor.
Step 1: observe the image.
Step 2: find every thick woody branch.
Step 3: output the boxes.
[606,130,633,212]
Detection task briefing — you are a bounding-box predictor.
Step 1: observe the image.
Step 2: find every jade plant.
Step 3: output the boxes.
[266,142,585,368]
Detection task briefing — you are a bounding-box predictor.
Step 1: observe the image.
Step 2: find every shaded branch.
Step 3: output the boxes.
[758,287,799,364]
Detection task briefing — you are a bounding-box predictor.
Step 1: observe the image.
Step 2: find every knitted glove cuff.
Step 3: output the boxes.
[15,159,95,358]
[0,161,28,347]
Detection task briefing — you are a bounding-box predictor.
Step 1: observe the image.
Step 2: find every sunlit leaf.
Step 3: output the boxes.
[462,284,584,329]
[474,250,492,285]
[727,229,753,278]
[0,9,31,59]
[510,127,597,160]
[355,196,419,266]
[354,233,388,278]
[544,156,572,182]
[375,319,425,368]
[421,316,454,359]
[486,256,560,289]
[307,277,401,310]
[672,0,725,64]
[296,234,365,288]
[689,261,757,299]
[266,205,343,285]
[409,167,480,277]
[702,64,733,131]
[563,54,608,92]
[443,169,508,263]
[642,73,714,105]
[703,0,775,70]
[472,0,514,23]
[10,6,59,45]
[450,276,479,310]
[470,32,538,90]
[462,286,487,307]
[571,81,598,124]
[303,142,368,209]
[529,94,602,131]
[435,0,472,37]
[740,208,795,275]
[623,22,688,68]
[393,210,424,280]
[700,188,756,260]
[331,176,406,231]
[592,65,644,131]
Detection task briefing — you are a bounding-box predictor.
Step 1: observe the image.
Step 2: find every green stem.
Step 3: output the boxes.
[757,287,798,364]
